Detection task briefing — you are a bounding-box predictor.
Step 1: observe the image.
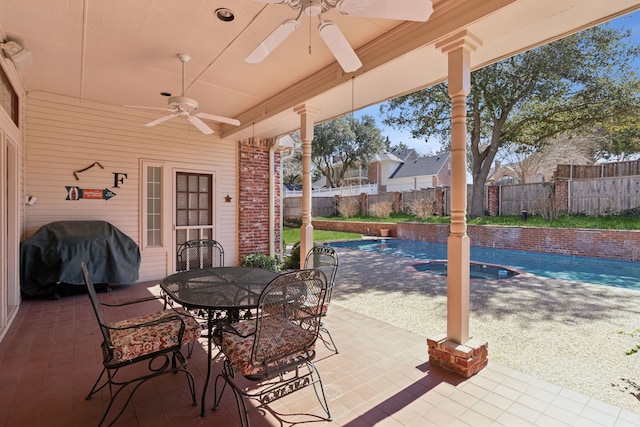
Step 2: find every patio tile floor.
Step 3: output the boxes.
[0,281,638,426]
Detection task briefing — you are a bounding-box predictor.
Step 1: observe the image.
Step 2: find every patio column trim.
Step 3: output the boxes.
[294,104,320,268]
[427,30,488,378]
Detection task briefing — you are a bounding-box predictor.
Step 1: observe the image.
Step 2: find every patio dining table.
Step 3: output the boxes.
[159,266,279,417]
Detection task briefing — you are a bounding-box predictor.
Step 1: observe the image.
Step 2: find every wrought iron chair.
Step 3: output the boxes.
[176,238,225,356]
[304,245,339,353]
[176,238,224,271]
[81,262,200,426]
[213,269,332,427]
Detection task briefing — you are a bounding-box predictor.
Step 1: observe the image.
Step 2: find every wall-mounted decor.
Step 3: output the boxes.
[73,161,104,180]
[65,186,116,201]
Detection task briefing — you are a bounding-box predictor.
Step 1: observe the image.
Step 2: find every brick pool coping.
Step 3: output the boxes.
[312,220,640,262]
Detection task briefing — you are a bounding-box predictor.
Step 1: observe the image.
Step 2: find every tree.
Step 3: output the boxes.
[596,114,640,161]
[498,135,597,184]
[312,115,387,187]
[282,132,303,185]
[382,25,640,217]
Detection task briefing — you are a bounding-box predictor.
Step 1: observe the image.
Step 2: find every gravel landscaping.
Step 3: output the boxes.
[331,247,640,413]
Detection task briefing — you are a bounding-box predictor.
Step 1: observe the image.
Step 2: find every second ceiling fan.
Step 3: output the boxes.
[128,54,240,135]
[246,0,434,73]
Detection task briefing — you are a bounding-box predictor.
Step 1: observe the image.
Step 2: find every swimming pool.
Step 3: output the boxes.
[329,239,640,291]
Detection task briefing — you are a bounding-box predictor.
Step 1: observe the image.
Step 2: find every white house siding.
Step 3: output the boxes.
[24,92,239,282]
[386,176,436,192]
[379,160,402,188]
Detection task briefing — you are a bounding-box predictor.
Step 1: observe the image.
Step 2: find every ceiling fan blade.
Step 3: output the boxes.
[318,21,362,73]
[187,115,215,134]
[195,112,240,126]
[337,0,434,22]
[245,19,299,63]
[145,113,178,127]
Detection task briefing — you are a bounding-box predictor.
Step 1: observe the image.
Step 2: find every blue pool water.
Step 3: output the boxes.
[329,239,640,291]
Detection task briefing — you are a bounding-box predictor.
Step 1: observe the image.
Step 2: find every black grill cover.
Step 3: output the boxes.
[20,220,141,297]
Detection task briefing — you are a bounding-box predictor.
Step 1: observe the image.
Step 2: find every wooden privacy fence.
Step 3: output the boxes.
[495,176,640,216]
[283,196,335,218]
[284,186,474,218]
[555,160,640,180]
[496,183,554,215]
[568,176,640,215]
[285,174,640,218]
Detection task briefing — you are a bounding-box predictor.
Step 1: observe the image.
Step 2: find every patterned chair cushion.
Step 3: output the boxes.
[107,307,201,363]
[219,316,315,379]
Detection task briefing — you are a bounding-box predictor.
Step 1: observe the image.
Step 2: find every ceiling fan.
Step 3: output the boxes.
[127,53,240,135]
[246,0,434,73]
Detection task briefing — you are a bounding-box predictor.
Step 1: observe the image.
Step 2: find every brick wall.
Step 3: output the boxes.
[487,186,499,216]
[313,220,397,238]
[313,220,640,261]
[239,138,282,259]
[555,180,569,211]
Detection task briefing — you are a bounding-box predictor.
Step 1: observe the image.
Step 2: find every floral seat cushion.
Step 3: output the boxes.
[107,307,201,363]
[219,315,315,379]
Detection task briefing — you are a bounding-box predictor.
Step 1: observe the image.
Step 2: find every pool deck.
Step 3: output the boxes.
[333,247,640,415]
[0,248,638,426]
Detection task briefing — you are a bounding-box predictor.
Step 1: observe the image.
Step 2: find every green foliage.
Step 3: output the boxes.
[283,242,301,270]
[312,115,387,188]
[241,253,279,271]
[381,25,640,217]
[313,213,640,230]
[618,328,640,355]
[282,227,362,245]
[618,207,640,217]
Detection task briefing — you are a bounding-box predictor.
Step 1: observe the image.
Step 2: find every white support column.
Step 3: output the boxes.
[427,31,488,378]
[294,104,320,268]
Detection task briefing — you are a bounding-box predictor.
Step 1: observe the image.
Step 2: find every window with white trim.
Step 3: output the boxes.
[143,163,163,247]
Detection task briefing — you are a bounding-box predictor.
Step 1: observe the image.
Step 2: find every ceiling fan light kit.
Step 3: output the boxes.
[247,0,433,73]
[127,53,240,134]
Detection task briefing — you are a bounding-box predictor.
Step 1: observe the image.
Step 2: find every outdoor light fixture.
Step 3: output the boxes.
[215,8,235,22]
[1,40,33,70]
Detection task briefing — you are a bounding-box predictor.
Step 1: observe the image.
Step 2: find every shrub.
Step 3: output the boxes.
[241,252,279,271]
[337,197,359,218]
[283,242,301,270]
[369,201,393,218]
[408,198,435,219]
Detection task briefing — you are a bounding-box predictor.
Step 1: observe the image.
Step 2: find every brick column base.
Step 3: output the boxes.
[427,334,488,378]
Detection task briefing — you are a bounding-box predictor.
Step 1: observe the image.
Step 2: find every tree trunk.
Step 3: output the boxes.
[469,182,485,217]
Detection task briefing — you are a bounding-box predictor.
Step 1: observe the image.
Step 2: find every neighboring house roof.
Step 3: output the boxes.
[370,151,405,163]
[389,153,450,179]
[388,148,416,161]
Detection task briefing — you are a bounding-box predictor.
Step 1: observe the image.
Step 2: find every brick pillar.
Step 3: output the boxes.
[487,185,499,216]
[427,334,488,378]
[360,193,367,216]
[393,191,402,213]
[239,138,272,260]
[555,180,569,213]
[435,189,445,216]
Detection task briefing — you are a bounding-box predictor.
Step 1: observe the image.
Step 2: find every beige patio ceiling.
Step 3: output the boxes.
[1,0,638,140]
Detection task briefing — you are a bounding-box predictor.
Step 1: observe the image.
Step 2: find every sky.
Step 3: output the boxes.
[353,10,640,157]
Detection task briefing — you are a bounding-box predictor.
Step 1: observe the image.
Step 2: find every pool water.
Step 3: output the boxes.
[414,261,519,280]
[329,239,640,291]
